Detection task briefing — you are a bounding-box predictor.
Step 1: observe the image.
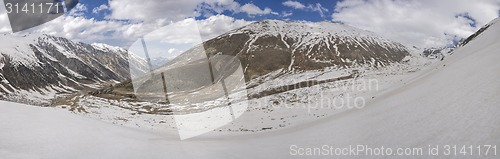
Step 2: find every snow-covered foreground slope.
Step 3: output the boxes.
[0,101,181,159]
[1,19,500,158]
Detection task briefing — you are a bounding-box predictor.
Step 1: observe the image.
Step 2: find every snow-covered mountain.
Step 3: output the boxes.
[169,20,410,81]
[86,20,422,117]
[92,20,412,98]
[0,33,148,105]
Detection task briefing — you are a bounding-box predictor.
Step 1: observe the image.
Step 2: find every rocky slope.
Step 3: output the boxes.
[167,20,410,81]
[0,33,148,105]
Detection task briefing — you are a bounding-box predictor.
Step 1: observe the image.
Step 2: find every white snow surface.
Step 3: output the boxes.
[0,33,41,67]
[1,18,500,158]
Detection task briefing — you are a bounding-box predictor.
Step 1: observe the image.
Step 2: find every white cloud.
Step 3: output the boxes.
[307,3,328,18]
[0,0,12,33]
[282,1,306,9]
[8,4,165,47]
[106,0,275,21]
[68,3,88,17]
[92,4,109,14]
[32,16,143,44]
[282,11,293,17]
[332,0,500,48]
[168,48,180,54]
[45,13,250,54]
[0,1,253,50]
[199,0,241,15]
[199,1,276,17]
[0,1,92,34]
[107,0,200,23]
[198,14,252,40]
[240,3,274,16]
[129,14,252,59]
[143,14,251,45]
[0,14,10,33]
[282,1,329,17]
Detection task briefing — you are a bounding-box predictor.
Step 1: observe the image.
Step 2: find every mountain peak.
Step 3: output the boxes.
[187,20,410,81]
[230,19,388,42]
[91,43,128,53]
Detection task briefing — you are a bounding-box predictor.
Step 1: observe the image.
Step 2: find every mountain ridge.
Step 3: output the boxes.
[163,19,410,82]
[0,33,149,105]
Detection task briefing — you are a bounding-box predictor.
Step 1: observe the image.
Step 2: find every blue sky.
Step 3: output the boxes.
[78,0,109,19]
[78,0,341,22]
[198,0,339,21]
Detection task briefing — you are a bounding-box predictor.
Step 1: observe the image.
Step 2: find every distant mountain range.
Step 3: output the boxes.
[0,33,148,105]
[6,19,482,105]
